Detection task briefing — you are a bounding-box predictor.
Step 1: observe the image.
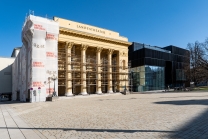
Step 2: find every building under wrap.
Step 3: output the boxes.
[12,15,59,102]
[11,14,132,103]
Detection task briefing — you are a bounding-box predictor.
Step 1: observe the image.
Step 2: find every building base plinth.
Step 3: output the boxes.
[96,91,103,95]
[81,92,88,96]
[123,90,130,95]
[65,92,74,97]
[108,90,114,94]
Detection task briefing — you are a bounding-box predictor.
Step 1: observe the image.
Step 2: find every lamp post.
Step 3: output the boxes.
[38,87,41,102]
[44,77,52,96]
[30,88,33,102]
[51,74,57,97]
[124,75,127,93]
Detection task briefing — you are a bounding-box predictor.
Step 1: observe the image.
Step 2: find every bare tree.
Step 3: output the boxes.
[187,38,208,84]
[198,38,208,70]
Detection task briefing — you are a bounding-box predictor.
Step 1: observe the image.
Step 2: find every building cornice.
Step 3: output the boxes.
[59,27,132,47]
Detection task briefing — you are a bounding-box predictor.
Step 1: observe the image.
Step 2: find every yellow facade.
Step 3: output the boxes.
[54,17,131,96]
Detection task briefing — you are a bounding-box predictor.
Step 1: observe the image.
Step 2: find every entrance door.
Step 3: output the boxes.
[28,89,30,102]
[17,91,20,101]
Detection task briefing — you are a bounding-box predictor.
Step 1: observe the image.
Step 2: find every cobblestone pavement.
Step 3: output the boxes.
[5,92,208,139]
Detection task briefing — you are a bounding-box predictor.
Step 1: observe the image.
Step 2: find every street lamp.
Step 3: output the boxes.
[51,74,57,97]
[44,77,52,96]
[30,88,33,102]
[124,75,127,92]
[38,87,41,102]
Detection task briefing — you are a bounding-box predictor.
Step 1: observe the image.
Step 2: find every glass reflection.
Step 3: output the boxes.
[131,65,165,92]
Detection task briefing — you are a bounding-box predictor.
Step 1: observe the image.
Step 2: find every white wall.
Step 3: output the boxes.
[14,49,20,57]
[12,15,59,102]
[0,57,15,93]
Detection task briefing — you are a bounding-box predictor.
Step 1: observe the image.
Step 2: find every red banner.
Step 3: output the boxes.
[46,34,57,40]
[34,24,45,30]
[32,62,44,67]
[32,82,45,87]
[46,52,56,58]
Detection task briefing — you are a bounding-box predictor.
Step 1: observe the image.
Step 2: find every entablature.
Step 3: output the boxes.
[59,27,132,47]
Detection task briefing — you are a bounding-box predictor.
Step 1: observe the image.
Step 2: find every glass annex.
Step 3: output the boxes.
[129,42,190,92]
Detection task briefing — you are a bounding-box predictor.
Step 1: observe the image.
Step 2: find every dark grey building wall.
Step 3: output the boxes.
[129,42,190,88]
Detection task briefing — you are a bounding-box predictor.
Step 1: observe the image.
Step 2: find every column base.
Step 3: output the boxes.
[65,92,74,97]
[108,90,114,94]
[96,91,103,95]
[81,92,88,96]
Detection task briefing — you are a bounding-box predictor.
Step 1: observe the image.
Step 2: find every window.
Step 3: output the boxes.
[123,60,125,70]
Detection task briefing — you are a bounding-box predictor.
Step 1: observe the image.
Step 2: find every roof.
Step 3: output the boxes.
[0,56,15,59]
[11,47,22,57]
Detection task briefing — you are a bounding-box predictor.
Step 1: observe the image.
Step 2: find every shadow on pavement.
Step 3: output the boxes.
[160,95,208,99]
[137,91,208,94]
[154,99,208,106]
[0,127,176,133]
[98,98,139,101]
[0,101,29,105]
[154,99,208,138]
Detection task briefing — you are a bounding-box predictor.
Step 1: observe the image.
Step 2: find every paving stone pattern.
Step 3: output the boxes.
[5,92,208,138]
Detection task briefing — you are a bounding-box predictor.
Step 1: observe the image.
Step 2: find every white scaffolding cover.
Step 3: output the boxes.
[12,15,59,102]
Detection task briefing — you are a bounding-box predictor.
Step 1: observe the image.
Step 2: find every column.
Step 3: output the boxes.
[65,42,74,96]
[81,44,88,95]
[96,47,103,94]
[117,51,122,92]
[124,57,129,92]
[107,49,114,93]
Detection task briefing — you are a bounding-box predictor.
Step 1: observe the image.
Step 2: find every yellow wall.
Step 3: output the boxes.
[54,17,128,41]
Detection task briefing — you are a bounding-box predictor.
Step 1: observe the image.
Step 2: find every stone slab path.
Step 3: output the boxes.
[0,104,41,139]
[1,92,208,138]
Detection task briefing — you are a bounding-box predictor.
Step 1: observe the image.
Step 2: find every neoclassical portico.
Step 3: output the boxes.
[55,16,131,96]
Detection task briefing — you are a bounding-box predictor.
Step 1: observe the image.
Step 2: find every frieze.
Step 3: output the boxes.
[77,24,105,34]
[59,28,132,47]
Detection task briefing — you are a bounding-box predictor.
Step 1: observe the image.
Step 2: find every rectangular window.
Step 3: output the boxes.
[4,72,11,75]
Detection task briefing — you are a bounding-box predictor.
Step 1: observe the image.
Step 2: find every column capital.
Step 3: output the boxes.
[81,44,88,51]
[96,47,103,53]
[108,49,114,55]
[65,42,74,49]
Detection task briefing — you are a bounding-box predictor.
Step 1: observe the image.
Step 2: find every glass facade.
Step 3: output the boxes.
[131,65,165,92]
[129,42,190,90]
[133,43,171,53]
[176,69,186,81]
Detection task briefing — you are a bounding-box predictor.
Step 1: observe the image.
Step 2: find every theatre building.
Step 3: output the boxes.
[129,42,190,92]
[12,15,131,102]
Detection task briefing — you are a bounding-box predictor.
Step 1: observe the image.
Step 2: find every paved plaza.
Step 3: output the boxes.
[1,92,208,139]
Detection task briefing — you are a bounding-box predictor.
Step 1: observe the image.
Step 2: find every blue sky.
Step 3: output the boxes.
[0,0,208,57]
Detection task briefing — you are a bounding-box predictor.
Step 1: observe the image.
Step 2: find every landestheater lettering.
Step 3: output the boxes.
[77,24,105,34]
